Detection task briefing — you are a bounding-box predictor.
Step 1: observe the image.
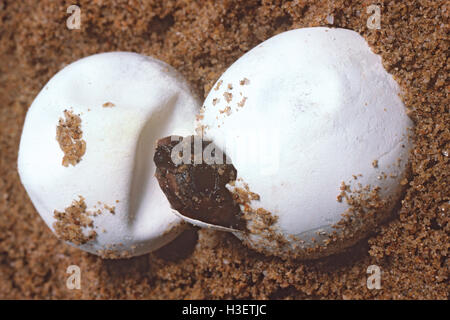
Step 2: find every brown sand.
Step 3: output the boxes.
[56,110,86,167]
[0,0,448,299]
[53,196,97,246]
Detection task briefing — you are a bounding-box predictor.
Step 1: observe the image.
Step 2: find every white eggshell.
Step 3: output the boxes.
[200,28,413,258]
[18,52,200,257]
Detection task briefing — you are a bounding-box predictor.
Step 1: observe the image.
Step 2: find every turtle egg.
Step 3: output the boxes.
[195,27,413,259]
[18,52,200,258]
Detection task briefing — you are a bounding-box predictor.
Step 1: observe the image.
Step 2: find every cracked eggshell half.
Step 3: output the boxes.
[18,52,200,258]
[199,28,413,259]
